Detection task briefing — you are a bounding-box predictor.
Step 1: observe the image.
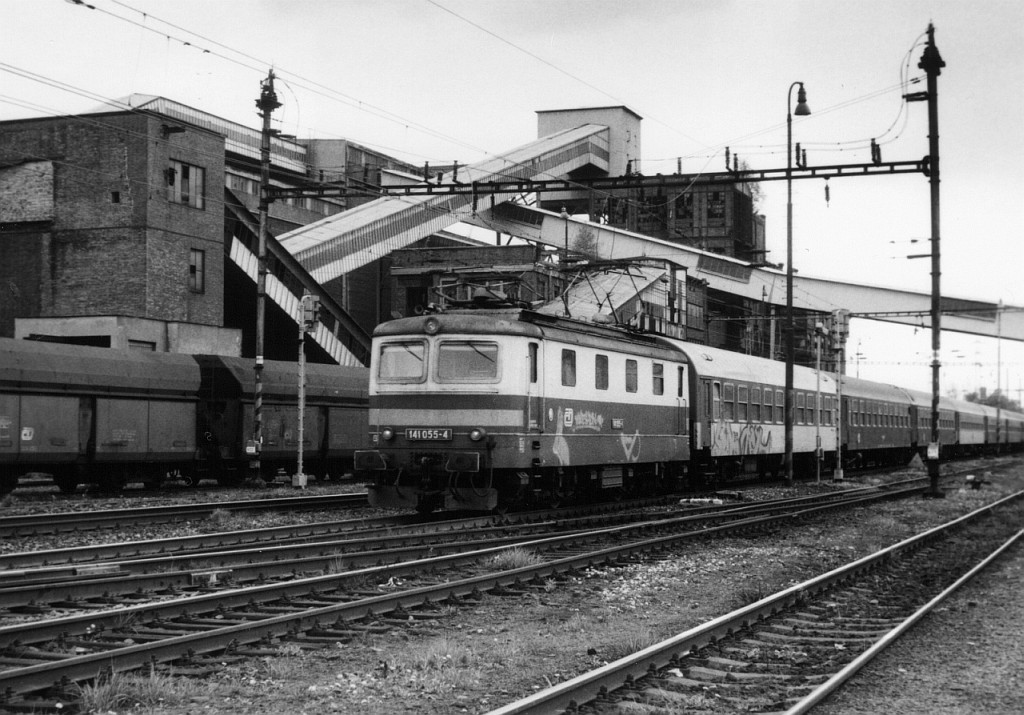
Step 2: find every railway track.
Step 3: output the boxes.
[0,486,901,616]
[0,481,935,711]
[0,491,369,538]
[487,491,1024,714]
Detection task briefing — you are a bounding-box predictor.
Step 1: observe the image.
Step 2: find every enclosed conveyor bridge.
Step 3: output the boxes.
[278,124,610,284]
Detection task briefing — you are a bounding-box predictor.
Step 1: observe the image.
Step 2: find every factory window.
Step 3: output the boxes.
[189,249,205,293]
[167,160,206,209]
[625,359,638,393]
[675,192,694,219]
[595,354,609,390]
[652,363,664,395]
[561,349,576,387]
[707,191,725,221]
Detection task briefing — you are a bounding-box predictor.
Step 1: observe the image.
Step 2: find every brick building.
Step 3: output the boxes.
[0,96,418,358]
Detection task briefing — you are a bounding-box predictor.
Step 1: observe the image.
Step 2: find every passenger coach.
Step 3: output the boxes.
[664,339,838,480]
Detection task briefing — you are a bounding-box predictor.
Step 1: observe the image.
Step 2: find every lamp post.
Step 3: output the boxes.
[784,81,811,486]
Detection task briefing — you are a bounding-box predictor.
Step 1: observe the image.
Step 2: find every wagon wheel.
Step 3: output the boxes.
[0,470,17,497]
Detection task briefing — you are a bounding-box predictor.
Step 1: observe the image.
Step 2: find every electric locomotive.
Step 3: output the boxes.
[355,309,691,512]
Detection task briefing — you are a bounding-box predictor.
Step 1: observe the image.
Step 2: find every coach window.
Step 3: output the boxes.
[796,392,806,424]
[763,388,773,422]
[751,387,761,421]
[775,389,784,423]
[595,354,609,390]
[377,341,426,383]
[561,349,576,387]
[737,384,748,421]
[529,343,538,384]
[437,341,499,382]
[723,383,735,420]
[625,359,638,393]
[652,363,664,395]
[711,382,722,420]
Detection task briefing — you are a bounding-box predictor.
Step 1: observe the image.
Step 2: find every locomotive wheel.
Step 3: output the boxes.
[217,470,245,487]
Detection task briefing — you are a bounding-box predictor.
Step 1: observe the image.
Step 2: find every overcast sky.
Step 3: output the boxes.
[3,0,1022,398]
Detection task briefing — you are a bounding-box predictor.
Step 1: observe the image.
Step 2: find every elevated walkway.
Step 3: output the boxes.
[466,204,1024,342]
[225,190,371,367]
[278,124,610,283]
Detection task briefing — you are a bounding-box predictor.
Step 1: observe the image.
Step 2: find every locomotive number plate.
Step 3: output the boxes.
[406,427,453,441]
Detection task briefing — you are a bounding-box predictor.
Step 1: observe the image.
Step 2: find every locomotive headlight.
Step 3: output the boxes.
[423,317,441,335]
[381,427,396,441]
[468,427,487,442]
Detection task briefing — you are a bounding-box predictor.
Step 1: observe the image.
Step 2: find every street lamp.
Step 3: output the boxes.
[784,81,811,485]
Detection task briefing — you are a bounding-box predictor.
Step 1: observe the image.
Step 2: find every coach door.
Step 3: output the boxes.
[675,366,684,434]
[696,378,720,451]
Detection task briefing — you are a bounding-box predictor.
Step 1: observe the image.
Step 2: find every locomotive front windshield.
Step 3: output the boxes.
[377,339,499,383]
[437,341,499,382]
[378,341,426,382]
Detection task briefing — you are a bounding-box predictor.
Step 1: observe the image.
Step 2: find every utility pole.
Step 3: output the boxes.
[250,69,281,480]
[907,24,945,497]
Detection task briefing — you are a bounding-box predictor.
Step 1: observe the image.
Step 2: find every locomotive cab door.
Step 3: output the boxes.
[526,342,542,433]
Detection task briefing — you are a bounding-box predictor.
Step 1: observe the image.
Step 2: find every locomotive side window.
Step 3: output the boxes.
[595,354,609,390]
[561,349,577,387]
[529,342,538,384]
[652,363,664,395]
[625,360,638,393]
[377,341,427,382]
[677,366,684,397]
[437,341,499,382]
